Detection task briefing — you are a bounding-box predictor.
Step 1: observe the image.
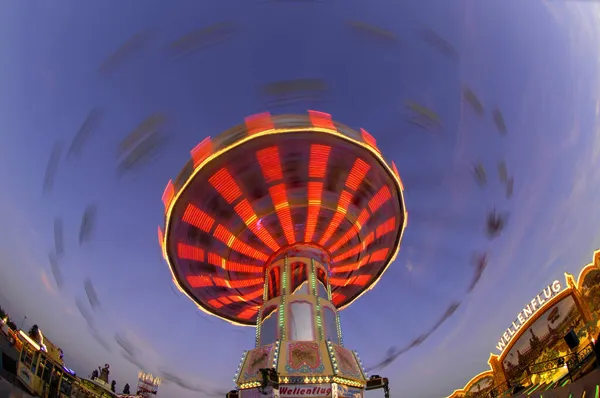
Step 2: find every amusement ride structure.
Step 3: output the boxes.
[137,371,161,397]
[159,111,406,397]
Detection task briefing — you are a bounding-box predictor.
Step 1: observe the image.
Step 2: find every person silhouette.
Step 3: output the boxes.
[98,364,110,383]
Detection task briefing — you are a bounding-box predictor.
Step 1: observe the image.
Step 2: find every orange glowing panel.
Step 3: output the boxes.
[333,244,361,263]
[162,180,175,212]
[345,158,370,191]
[207,298,224,308]
[331,249,388,274]
[209,289,263,308]
[157,226,164,247]
[234,199,280,251]
[240,288,264,302]
[245,112,274,135]
[353,274,371,286]
[177,243,205,262]
[368,186,392,213]
[308,110,336,130]
[213,276,263,289]
[207,252,263,273]
[328,228,357,254]
[331,275,368,287]
[330,277,349,286]
[209,168,242,204]
[332,231,374,263]
[319,190,353,246]
[238,306,259,320]
[375,217,395,238]
[186,275,213,288]
[369,248,389,262]
[308,144,331,178]
[331,254,371,274]
[213,224,269,261]
[182,204,215,232]
[362,232,375,248]
[304,182,323,242]
[360,128,379,153]
[256,146,283,183]
[328,208,372,253]
[218,296,233,306]
[191,137,213,168]
[331,292,346,306]
[268,184,296,245]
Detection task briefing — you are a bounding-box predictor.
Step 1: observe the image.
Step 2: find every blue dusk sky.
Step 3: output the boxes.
[1,1,600,397]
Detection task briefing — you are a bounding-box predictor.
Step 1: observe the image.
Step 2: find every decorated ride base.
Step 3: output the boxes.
[233,247,369,398]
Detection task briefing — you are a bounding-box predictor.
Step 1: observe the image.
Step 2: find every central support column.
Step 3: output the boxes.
[234,245,367,397]
[257,244,342,348]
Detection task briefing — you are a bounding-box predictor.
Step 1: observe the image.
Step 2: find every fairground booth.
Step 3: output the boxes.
[448,250,600,398]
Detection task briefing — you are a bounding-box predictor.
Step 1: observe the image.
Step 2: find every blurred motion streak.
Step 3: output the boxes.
[42,141,63,194]
[405,100,442,133]
[48,252,63,290]
[75,297,95,328]
[262,78,327,109]
[117,130,168,177]
[79,205,98,245]
[492,107,508,135]
[121,353,144,369]
[114,333,139,359]
[158,369,222,395]
[117,113,167,158]
[485,209,508,239]
[506,176,514,198]
[419,26,459,61]
[467,252,488,293]
[53,217,64,258]
[347,20,400,43]
[99,31,152,74]
[472,161,487,187]
[84,278,101,311]
[463,86,485,116]
[67,108,103,159]
[168,22,238,56]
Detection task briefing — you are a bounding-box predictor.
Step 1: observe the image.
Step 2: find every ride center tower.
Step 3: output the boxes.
[160,111,407,397]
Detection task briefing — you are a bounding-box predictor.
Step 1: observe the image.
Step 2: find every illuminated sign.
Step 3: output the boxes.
[279,384,332,397]
[496,280,562,352]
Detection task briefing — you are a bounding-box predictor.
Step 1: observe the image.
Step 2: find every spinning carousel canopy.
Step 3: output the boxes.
[161,112,407,325]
